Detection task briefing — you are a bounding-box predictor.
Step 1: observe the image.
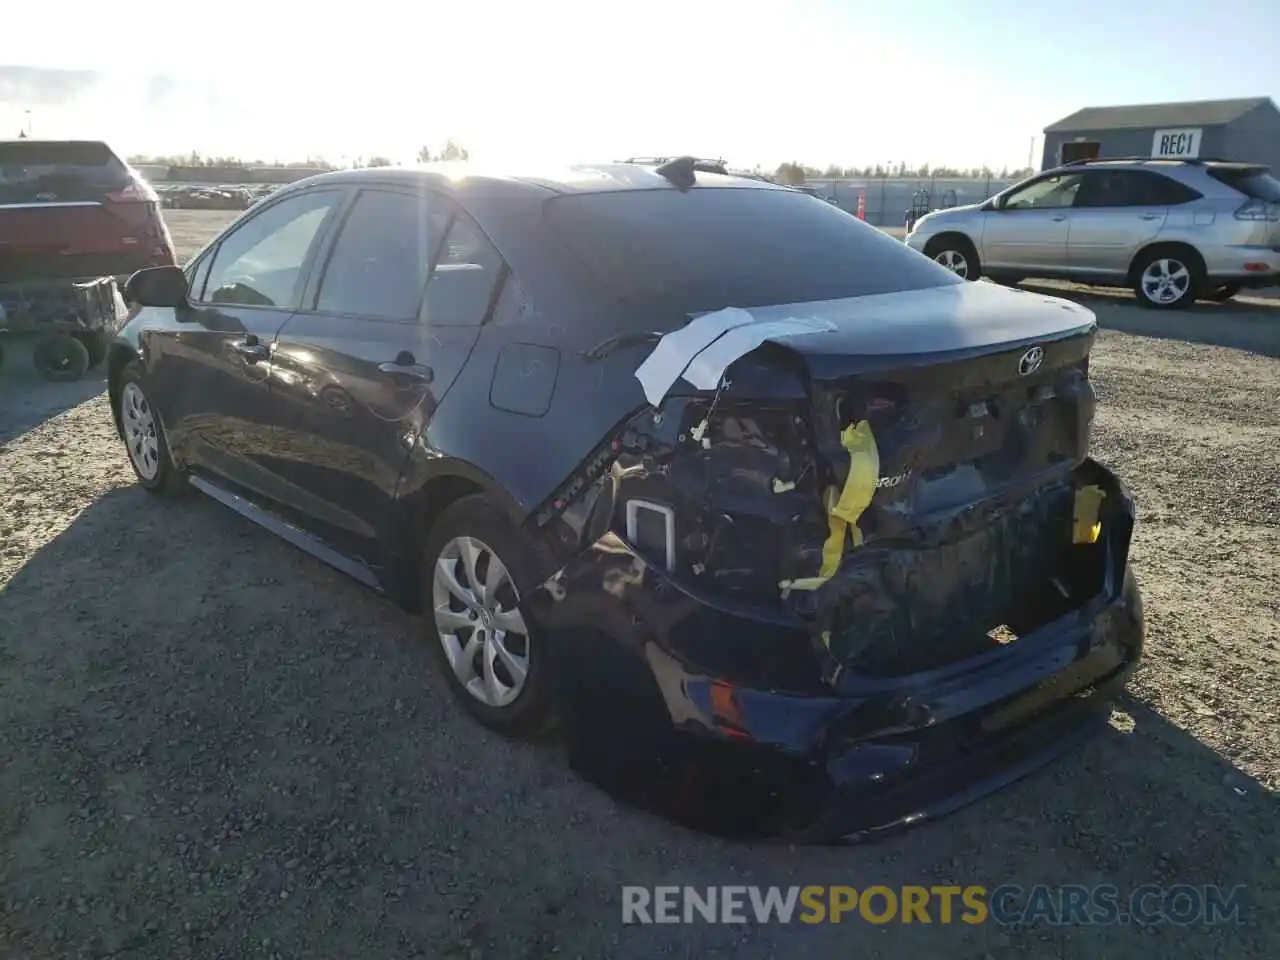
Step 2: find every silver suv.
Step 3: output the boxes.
[905,158,1280,309]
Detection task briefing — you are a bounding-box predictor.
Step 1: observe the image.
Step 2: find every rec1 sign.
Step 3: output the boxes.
[1151,128,1202,159]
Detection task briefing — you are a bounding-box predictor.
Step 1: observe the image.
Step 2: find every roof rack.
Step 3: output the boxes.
[1061,156,1206,167]
[620,155,728,174]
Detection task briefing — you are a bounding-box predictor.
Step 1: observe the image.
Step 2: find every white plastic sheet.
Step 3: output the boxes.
[633,307,758,406]
[680,317,835,390]
[633,307,835,404]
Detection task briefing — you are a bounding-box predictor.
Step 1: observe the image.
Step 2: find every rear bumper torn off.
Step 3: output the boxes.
[529,459,1144,842]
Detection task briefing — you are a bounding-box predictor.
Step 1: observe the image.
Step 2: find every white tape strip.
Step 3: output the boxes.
[680,317,835,390]
[633,306,758,406]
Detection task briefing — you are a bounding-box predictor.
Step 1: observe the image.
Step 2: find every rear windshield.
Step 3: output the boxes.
[544,187,958,317]
[1207,166,1280,203]
[0,141,130,204]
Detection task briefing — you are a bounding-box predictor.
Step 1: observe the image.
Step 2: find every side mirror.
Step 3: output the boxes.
[124,265,188,308]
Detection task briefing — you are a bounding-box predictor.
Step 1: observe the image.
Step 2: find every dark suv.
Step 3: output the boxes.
[108,159,1144,841]
[0,139,174,378]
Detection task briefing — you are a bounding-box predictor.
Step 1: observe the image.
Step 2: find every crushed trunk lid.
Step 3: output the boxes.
[597,282,1108,680]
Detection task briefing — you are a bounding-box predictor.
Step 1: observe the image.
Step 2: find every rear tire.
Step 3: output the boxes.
[32,334,90,381]
[923,235,982,281]
[1131,247,1203,310]
[117,361,187,496]
[1200,283,1241,303]
[420,495,556,739]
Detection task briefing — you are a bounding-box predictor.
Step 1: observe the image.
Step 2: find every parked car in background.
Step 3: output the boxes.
[108,158,1144,841]
[0,139,172,378]
[161,184,259,210]
[906,157,1280,308]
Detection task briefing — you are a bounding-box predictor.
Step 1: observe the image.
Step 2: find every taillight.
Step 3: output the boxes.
[106,178,160,204]
[1233,198,1280,222]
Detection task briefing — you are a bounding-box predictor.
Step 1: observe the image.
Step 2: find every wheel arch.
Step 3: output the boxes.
[1127,240,1206,284]
[922,230,978,256]
[389,459,529,610]
[106,342,140,439]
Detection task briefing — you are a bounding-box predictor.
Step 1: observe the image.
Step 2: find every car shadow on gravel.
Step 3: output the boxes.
[1,489,1277,960]
[0,339,106,445]
[1020,282,1280,358]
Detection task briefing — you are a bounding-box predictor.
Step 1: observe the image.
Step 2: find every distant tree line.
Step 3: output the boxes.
[774,161,1034,184]
[130,139,472,171]
[128,152,338,170]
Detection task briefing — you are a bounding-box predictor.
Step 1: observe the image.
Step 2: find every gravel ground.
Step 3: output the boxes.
[1,210,1277,959]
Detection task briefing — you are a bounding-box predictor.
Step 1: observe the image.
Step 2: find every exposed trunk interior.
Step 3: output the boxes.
[595,327,1105,680]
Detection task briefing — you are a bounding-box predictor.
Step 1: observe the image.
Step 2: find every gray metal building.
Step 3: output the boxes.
[1041,97,1280,169]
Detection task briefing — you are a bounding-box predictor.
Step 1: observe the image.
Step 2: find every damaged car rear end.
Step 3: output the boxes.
[524,179,1144,842]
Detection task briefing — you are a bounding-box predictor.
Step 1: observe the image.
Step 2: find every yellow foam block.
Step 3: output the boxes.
[1073,484,1105,544]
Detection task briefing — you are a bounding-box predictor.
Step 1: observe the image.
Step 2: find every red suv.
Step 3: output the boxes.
[0,139,175,378]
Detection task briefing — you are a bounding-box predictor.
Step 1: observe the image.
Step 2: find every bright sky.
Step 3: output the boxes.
[3,0,1278,170]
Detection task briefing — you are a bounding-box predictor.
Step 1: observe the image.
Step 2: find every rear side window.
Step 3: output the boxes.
[545,187,958,319]
[419,212,506,326]
[0,140,130,204]
[1076,170,1201,207]
[203,190,340,308]
[1207,167,1280,202]
[1135,171,1201,205]
[316,190,449,320]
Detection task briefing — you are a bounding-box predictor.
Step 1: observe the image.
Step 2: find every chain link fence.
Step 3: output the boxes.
[806,177,1024,228]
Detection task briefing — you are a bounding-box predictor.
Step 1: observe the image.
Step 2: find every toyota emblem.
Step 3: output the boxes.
[1018,346,1044,377]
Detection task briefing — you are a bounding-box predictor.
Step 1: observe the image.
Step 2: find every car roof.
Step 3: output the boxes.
[1052,157,1268,173]
[273,161,788,201]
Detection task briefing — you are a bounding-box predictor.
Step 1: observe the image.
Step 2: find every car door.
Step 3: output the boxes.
[979,172,1083,272]
[146,187,344,497]
[1066,170,1172,277]
[267,187,501,563]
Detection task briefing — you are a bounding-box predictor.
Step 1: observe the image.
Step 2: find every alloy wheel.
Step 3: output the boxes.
[935,249,970,278]
[121,381,161,480]
[1140,258,1191,305]
[431,536,531,708]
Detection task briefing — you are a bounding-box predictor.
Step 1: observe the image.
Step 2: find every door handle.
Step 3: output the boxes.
[232,336,269,363]
[1052,214,1068,222]
[378,356,434,383]
[1139,213,1162,221]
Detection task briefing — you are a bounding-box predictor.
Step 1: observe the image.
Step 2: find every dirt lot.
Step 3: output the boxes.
[1,209,1277,959]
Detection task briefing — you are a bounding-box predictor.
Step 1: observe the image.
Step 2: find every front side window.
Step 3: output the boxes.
[1001,174,1084,210]
[203,190,340,308]
[186,253,213,301]
[315,189,450,320]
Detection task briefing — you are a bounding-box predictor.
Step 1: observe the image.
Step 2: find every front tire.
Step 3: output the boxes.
[421,495,555,738]
[1132,248,1202,310]
[923,235,982,281]
[117,362,186,496]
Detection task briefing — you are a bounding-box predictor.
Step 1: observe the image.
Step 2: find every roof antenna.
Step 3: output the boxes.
[654,156,698,189]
